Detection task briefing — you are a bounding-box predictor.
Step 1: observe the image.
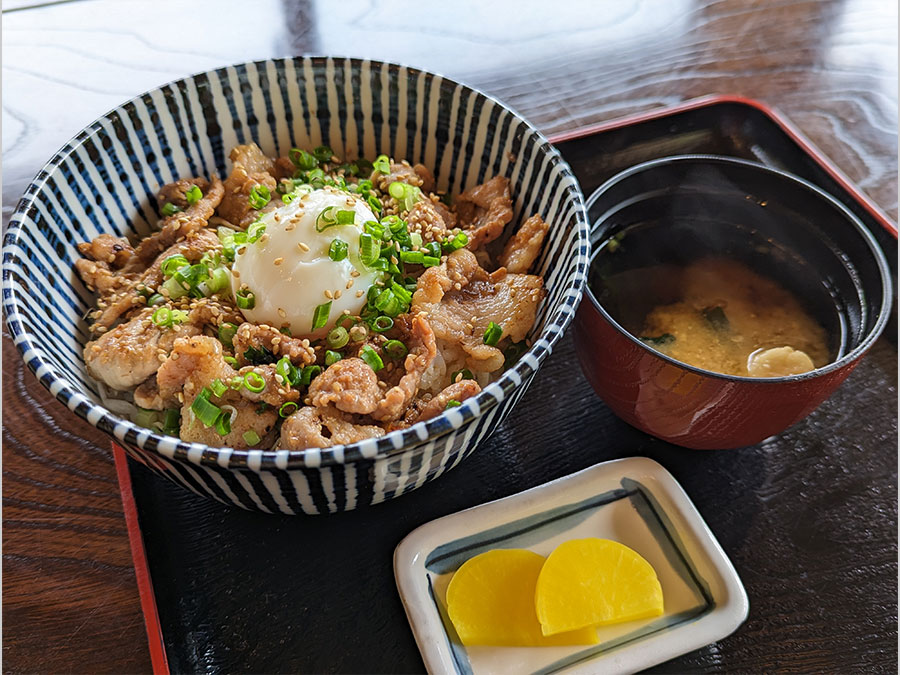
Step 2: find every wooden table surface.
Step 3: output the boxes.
[2,0,896,672]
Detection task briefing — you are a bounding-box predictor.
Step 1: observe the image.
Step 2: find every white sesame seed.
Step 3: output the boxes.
[274,257,284,266]
[325,290,333,299]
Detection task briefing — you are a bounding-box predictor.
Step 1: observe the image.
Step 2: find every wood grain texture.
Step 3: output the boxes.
[2,327,152,673]
[2,0,896,672]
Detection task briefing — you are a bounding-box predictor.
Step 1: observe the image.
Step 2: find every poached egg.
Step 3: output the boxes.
[232,187,380,338]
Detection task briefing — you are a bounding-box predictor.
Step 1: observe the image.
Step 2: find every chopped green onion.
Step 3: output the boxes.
[162,408,181,436]
[359,345,384,372]
[306,167,326,188]
[382,339,407,359]
[151,307,186,328]
[336,209,356,225]
[218,225,236,243]
[204,267,230,294]
[235,289,256,309]
[444,231,469,251]
[279,401,299,418]
[218,227,237,261]
[422,255,440,267]
[364,219,385,239]
[299,365,322,386]
[147,293,165,306]
[445,399,461,409]
[483,321,503,346]
[316,206,340,232]
[229,375,244,389]
[367,194,383,213]
[276,356,298,387]
[173,262,206,290]
[410,232,423,248]
[161,202,181,217]
[451,368,474,382]
[290,148,318,170]
[218,322,238,348]
[135,407,158,429]
[374,288,402,317]
[370,315,393,333]
[215,411,231,436]
[242,430,261,446]
[151,307,171,327]
[191,387,221,427]
[388,181,421,211]
[313,145,334,163]
[359,233,379,267]
[224,356,238,368]
[384,215,407,235]
[329,239,349,261]
[400,250,424,265]
[161,254,189,277]
[390,281,412,306]
[373,154,391,174]
[325,350,342,366]
[312,301,332,331]
[249,184,271,210]
[162,276,189,300]
[210,378,227,398]
[246,221,266,243]
[184,185,203,206]
[243,371,266,393]
[424,241,441,258]
[326,326,349,349]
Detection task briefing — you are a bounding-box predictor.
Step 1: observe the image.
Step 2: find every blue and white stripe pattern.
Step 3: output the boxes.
[3,57,589,514]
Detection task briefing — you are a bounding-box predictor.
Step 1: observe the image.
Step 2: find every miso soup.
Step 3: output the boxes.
[635,258,829,377]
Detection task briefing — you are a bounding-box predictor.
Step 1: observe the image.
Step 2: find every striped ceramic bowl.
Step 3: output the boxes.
[3,57,588,514]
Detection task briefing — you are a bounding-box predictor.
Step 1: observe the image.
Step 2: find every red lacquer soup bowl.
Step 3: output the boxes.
[574,155,892,449]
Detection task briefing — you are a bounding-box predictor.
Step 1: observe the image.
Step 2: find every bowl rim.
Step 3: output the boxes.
[3,55,590,471]
[582,153,893,384]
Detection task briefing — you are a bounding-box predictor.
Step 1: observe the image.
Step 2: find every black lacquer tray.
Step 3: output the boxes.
[117,96,897,674]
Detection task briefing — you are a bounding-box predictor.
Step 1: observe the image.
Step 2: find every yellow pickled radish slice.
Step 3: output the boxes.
[446,549,599,646]
[535,538,664,635]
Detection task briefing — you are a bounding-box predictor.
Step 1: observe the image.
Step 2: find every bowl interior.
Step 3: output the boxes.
[586,155,891,378]
[3,57,588,468]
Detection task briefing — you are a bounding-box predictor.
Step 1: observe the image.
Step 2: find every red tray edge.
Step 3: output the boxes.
[548,94,898,240]
[113,95,897,673]
[113,441,171,675]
